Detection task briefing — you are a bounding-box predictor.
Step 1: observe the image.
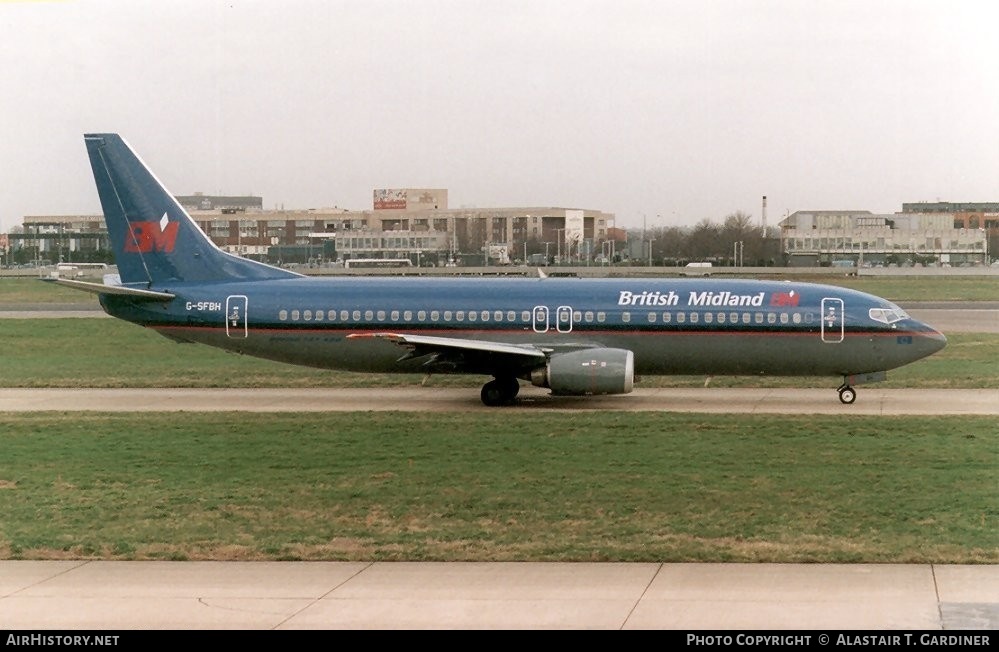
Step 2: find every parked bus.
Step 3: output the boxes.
[343,258,413,269]
[55,262,109,277]
[57,262,108,271]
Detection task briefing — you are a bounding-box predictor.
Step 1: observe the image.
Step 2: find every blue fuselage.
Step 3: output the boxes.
[101,276,946,379]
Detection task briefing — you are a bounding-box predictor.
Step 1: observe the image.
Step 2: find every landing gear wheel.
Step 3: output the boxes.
[838,385,857,404]
[500,376,520,401]
[480,377,520,406]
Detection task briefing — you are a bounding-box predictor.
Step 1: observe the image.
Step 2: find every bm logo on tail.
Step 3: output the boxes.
[125,213,179,253]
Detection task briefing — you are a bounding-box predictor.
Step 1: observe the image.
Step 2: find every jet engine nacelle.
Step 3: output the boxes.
[531,348,635,396]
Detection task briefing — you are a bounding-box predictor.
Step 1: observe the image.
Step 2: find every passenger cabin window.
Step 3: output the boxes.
[279,310,288,321]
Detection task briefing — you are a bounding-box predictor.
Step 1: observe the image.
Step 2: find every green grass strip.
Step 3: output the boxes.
[1,412,995,563]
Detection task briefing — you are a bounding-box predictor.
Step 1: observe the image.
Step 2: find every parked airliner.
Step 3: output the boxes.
[52,133,947,406]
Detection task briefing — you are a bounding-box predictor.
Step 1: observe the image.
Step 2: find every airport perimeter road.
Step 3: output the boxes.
[0,561,996,630]
[0,387,996,415]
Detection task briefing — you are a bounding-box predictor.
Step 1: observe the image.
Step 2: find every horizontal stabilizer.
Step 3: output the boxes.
[43,278,176,301]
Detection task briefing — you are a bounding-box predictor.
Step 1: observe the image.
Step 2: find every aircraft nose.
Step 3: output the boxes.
[912,321,947,359]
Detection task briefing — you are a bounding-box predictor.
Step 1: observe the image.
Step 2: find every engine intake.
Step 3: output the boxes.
[531,348,634,396]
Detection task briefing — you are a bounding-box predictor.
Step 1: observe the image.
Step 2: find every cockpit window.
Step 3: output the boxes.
[869,307,909,324]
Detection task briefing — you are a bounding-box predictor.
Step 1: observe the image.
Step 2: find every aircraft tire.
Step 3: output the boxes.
[500,376,520,400]
[838,386,857,404]
[481,377,519,406]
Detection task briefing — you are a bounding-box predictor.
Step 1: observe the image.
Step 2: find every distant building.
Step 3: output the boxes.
[7,189,616,267]
[175,193,263,213]
[10,214,110,265]
[904,202,999,263]
[779,207,989,267]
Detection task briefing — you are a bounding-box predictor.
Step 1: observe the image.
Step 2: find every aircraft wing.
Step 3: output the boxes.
[43,278,176,301]
[346,332,548,374]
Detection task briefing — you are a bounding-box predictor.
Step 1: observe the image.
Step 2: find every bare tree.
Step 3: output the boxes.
[721,211,763,264]
[687,218,723,261]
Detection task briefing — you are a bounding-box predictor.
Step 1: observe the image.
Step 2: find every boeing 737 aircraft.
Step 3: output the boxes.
[52,133,947,406]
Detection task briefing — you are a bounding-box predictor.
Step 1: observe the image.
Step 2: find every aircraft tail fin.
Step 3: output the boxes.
[83,133,300,286]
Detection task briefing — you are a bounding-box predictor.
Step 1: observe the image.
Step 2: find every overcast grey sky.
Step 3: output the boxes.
[1,0,996,233]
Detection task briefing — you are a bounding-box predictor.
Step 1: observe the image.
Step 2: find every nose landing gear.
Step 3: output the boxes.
[835,371,887,405]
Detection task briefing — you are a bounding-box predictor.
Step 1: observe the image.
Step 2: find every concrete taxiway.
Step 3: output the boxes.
[1,560,996,630]
[0,386,996,414]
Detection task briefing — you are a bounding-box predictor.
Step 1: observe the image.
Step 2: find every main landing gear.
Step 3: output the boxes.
[481,376,520,406]
[837,384,857,405]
